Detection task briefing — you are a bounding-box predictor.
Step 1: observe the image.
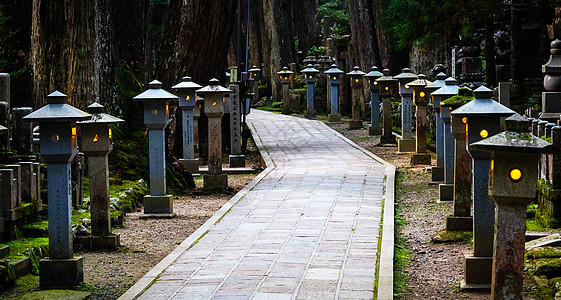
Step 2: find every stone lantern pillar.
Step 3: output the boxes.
[376,69,398,144]
[23,91,91,288]
[425,72,448,180]
[347,66,366,129]
[78,102,124,249]
[434,79,459,203]
[225,69,245,168]
[302,64,320,119]
[325,64,344,123]
[248,65,261,104]
[193,96,204,159]
[539,39,561,122]
[470,114,552,299]
[133,80,178,217]
[394,68,418,152]
[196,79,232,188]
[277,67,294,115]
[172,76,202,173]
[407,74,433,165]
[452,86,515,289]
[364,66,384,136]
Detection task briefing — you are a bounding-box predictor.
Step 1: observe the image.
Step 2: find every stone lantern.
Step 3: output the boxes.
[347,66,366,129]
[193,95,204,159]
[277,67,294,115]
[425,72,448,180]
[394,68,418,152]
[23,91,91,288]
[133,80,178,217]
[248,65,261,103]
[78,102,124,249]
[451,86,515,288]
[376,69,398,144]
[172,76,202,173]
[325,64,344,123]
[540,39,561,122]
[470,114,552,299]
[364,66,384,135]
[302,64,320,119]
[407,74,432,165]
[196,79,232,188]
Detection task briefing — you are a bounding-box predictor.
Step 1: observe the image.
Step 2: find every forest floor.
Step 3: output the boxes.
[326,118,539,299]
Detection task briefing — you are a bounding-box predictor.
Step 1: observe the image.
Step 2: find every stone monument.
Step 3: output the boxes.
[377,69,398,144]
[325,64,344,123]
[364,66,384,135]
[425,72,448,181]
[347,66,366,129]
[394,68,417,152]
[407,74,432,165]
[302,64,320,119]
[277,67,294,115]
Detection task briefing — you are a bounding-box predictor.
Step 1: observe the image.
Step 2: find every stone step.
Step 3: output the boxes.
[0,245,9,258]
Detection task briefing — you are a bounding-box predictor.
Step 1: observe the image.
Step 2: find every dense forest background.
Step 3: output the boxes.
[0,1,558,183]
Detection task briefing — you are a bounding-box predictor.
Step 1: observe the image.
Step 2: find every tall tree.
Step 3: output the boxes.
[347,0,381,69]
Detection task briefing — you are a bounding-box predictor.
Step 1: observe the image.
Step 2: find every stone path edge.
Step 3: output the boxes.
[118,121,276,300]
[320,121,396,300]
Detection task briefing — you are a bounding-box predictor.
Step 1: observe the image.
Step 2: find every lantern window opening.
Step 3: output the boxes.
[490,160,494,179]
[509,168,523,182]
[186,95,190,100]
[333,76,337,80]
[212,101,217,106]
[374,81,377,85]
[466,123,468,140]
[405,84,409,89]
[93,134,99,143]
[355,79,359,83]
[462,117,467,124]
[166,105,169,117]
[385,86,389,91]
[480,129,489,139]
[109,128,113,141]
[72,126,77,148]
[420,91,425,98]
[154,109,158,115]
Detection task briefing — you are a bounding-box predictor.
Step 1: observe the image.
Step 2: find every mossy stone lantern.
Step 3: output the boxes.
[347,66,366,129]
[425,72,448,181]
[22,91,91,288]
[452,86,515,288]
[364,66,384,136]
[78,102,124,249]
[196,79,232,188]
[376,69,398,144]
[470,114,552,299]
[248,65,261,103]
[540,39,561,122]
[302,64,320,119]
[172,76,202,173]
[133,80,178,217]
[325,64,344,123]
[394,68,418,152]
[277,67,294,115]
[407,74,433,165]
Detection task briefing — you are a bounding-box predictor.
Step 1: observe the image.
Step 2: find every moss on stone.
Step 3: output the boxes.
[529,257,561,277]
[442,93,474,109]
[527,247,561,259]
[431,228,473,244]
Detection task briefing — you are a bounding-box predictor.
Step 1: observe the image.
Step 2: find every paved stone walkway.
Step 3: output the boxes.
[120,110,394,300]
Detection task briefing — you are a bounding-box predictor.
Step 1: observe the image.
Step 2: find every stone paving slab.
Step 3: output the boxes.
[119,110,395,300]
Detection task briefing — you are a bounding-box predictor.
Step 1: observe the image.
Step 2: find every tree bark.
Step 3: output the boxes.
[347,0,381,70]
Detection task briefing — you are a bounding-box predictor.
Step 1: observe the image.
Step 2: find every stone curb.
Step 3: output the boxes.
[320,121,396,300]
[118,120,276,300]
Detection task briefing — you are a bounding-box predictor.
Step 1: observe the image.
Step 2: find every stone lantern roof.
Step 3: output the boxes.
[406,74,432,88]
[78,102,124,124]
[364,66,383,80]
[433,77,459,97]
[375,69,396,84]
[301,64,320,75]
[133,80,178,102]
[23,91,91,123]
[276,66,294,76]
[451,86,515,117]
[425,72,447,93]
[393,68,417,82]
[196,78,232,95]
[324,64,344,75]
[172,76,202,91]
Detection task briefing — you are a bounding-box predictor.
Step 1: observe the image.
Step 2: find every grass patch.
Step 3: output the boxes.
[393,171,410,298]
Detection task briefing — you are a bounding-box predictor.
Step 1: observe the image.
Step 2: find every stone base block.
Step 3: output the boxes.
[380,134,397,145]
[368,125,382,136]
[446,216,473,231]
[439,183,454,201]
[461,254,492,289]
[3,210,17,222]
[91,235,120,250]
[397,139,416,153]
[229,155,246,168]
[305,110,316,119]
[431,166,444,182]
[328,114,341,123]
[40,257,84,289]
[411,153,431,165]
[348,120,362,130]
[180,158,199,174]
[204,174,228,188]
[143,195,173,215]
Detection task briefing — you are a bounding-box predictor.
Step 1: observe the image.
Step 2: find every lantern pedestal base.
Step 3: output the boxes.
[461,254,492,289]
[91,235,120,250]
[397,138,416,153]
[446,216,473,231]
[439,184,454,201]
[368,125,382,136]
[348,120,362,130]
[181,158,199,174]
[431,166,444,181]
[327,113,341,123]
[2,209,17,222]
[143,195,174,216]
[229,155,246,168]
[305,110,316,119]
[204,174,228,189]
[380,134,397,145]
[40,257,83,289]
[411,153,431,165]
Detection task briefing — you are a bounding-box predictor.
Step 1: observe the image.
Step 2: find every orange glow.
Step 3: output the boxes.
[72,127,77,148]
[93,134,99,142]
[480,130,488,138]
[109,128,113,141]
[462,117,467,124]
[510,169,522,181]
[420,92,425,97]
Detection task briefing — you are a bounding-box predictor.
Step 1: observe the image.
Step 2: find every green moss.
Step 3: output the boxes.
[529,258,561,277]
[442,92,474,109]
[527,247,561,259]
[431,229,473,244]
